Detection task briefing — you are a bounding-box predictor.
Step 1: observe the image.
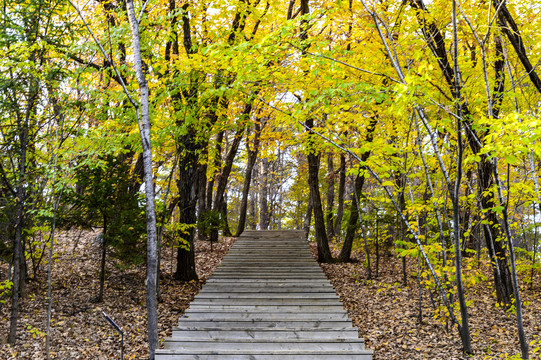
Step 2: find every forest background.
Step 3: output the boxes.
[1,0,541,358]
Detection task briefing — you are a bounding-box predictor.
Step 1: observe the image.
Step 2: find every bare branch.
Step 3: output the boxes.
[67,0,139,110]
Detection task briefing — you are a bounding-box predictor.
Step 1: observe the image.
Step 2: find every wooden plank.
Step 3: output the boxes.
[155,354,372,360]
[170,329,361,341]
[194,292,340,298]
[173,320,355,331]
[161,341,366,352]
[180,312,349,321]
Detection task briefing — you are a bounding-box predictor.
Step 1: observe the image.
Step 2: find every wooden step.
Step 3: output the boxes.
[171,329,361,341]
[174,320,356,331]
[195,292,340,299]
[156,230,373,359]
[180,311,350,321]
[161,341,366,352]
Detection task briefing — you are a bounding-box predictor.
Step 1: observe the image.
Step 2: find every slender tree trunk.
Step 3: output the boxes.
[9,98,31,345]
[126,3,159,358]
[359,216,372,279]
[259,158,270,230]
[375,215,379,278]
[9,195,24,344]
[221,195,231,236]
[494,163,529,359]
[249,163,258,230]
[326,152,336,240]
[156,158,178,303]
[213,116,249,239]
[339,174,364,262]
[338,118,377,262]
[531,204,539,289]
[528,153,541,288]
[334,154,346,237]
[417,254,423,323]
[206,131,224,212]
[413,115,449,288]
[46,144,62,359]
[492,0,541,94]
[197,161,207,239]
[236,122,261,236]
[97,218,107,302]
[305,128,333,262]
[303,196,313,239]
[396,177,408,286]
[297,0,330,262]
[249,197,257,230]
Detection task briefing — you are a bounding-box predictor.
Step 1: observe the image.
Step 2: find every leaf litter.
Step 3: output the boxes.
[0,230,235,359]
[314,242,541,360]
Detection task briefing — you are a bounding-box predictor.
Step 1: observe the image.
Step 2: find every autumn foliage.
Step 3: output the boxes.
[1,0,541,358]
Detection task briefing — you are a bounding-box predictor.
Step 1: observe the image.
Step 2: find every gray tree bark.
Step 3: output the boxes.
[325,152,335,240]
[236,120,262,236]
[338,118,377,262]
[212,127,245,240]
[126,2,159,358]
[259,158,270,230]
[334,154,346,237]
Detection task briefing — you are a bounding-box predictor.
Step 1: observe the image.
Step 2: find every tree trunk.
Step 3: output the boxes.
[375,216,380,278]
[259,158,270,230]
[338,117,377,262]
[304,116,333,262]
[307,150,332,263]
[9,85,31,344]
[213,108,251,238]
[297,0,330,261]
[396,174,407,286]
[97,218,107,302]
[249,163,258,230]
[334,153,346,237]
[249,197,257,230]
[236,121,262,236]
[206,131,224,212]
[9,193,24,344]
[196,160,207,239]
[303,196,313,239]
[339,174,365,262]
[175,133,199,282]
[236,154,256,235]
[479,159,513,305]
[126,1,159,357]
[494,163,528,358]
[221,194,231,236]
[493,0,541,94]
[360,213,372,279]
[325,152,335,240]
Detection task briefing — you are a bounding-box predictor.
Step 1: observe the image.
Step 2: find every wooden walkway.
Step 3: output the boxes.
[156,230,373,359]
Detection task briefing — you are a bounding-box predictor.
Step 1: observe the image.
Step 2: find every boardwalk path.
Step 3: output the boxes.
[156,230,373,359]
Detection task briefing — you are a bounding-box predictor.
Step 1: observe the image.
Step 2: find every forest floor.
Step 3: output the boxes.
[0,231,540,359]
[316,242,541,360]
[0,231,236,359]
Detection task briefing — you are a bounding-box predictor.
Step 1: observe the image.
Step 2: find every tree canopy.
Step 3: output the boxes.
[1,0,541,358]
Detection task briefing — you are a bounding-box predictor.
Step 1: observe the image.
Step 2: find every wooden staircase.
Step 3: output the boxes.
[155,230,373,359]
